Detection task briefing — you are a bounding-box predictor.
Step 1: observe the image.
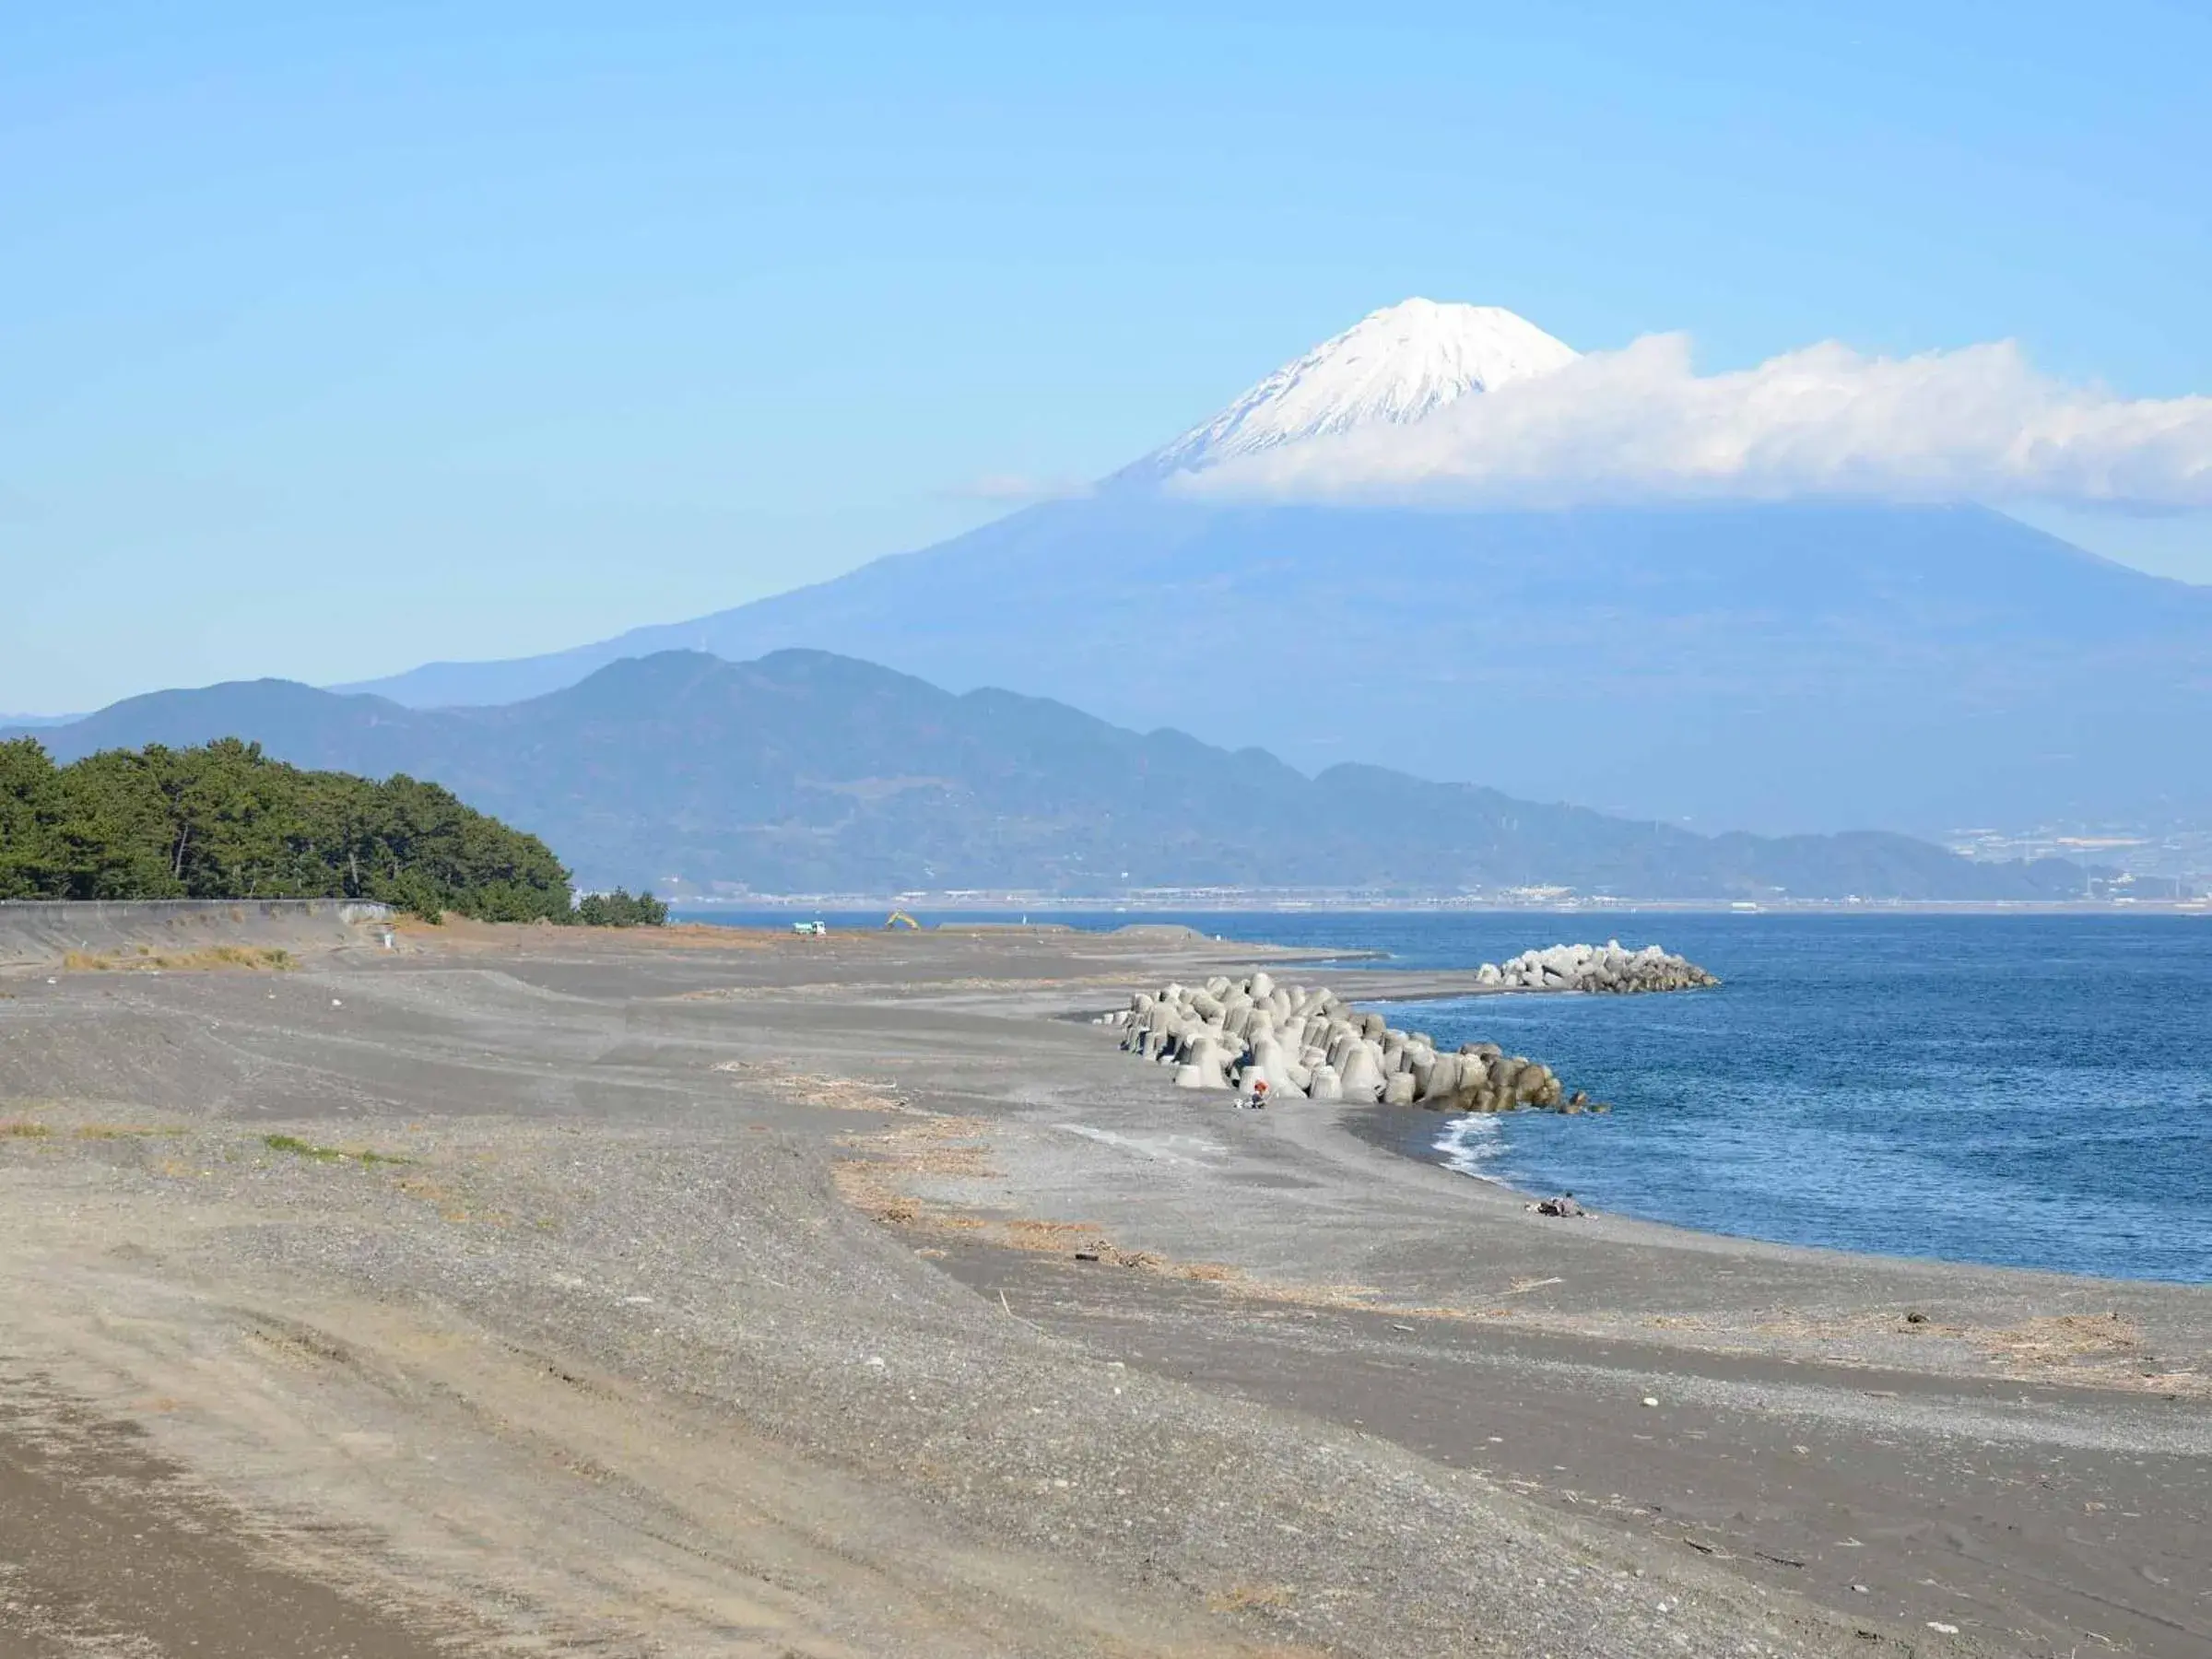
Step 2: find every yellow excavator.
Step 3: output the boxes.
[883,910,921,930]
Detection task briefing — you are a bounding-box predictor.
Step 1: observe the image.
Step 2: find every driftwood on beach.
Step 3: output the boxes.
[1097,944,1716,1113]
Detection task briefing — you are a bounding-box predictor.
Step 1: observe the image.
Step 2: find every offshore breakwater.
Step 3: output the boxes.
[1098,943,1715,1112]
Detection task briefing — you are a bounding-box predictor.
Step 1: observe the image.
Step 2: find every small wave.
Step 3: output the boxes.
[1432,1113,1505,1182]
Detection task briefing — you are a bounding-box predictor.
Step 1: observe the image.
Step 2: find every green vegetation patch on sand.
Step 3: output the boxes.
[261,1133,408,1168]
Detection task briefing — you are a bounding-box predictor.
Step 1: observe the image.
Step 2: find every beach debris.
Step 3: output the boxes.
[1532,1194,1588,1218]
[1904,1310,1930,1324]
[1640,1395,1660,1408]
[1926,1622,1960,1635]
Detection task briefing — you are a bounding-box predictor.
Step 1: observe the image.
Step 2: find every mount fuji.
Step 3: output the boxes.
[1120,298,1579,482]
[338,300,2212,836]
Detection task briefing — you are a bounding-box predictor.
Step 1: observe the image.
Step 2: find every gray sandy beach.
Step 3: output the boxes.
[1,915,2205,1657]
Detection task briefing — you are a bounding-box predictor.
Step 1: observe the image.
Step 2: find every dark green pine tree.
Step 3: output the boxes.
[0,738,582,922]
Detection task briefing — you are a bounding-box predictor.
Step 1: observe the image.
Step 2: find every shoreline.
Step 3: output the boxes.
[669,897,2212,918]
[1099,947,2206,1294]
[1344,1099,2212,1290]
[1,921,2206,1656]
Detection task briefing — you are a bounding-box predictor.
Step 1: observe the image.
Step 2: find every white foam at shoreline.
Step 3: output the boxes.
[1432,1113,1505,1182]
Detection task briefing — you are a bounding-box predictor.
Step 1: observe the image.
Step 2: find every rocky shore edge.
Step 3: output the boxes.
[1096,945,1714,1112]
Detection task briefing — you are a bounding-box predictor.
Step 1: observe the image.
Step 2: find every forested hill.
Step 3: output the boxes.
[0,737,576,921]
[6,651,2113,901]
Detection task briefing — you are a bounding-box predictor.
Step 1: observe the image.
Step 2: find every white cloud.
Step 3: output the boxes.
[1171,334,2212,510]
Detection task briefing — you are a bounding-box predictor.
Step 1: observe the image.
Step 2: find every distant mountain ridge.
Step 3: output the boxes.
[337,497,2212,836]
[10,649,2104,900]
[327,299,2212,838]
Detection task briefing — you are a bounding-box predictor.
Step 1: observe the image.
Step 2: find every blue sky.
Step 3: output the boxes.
[5,1,2208,712]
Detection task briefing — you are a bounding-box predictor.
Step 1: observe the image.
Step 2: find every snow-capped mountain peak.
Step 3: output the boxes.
[1128,298,1578,480]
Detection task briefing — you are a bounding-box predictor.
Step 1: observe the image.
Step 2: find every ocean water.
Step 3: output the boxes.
[677,909,2212,1284]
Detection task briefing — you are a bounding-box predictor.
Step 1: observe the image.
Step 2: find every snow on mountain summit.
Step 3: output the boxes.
[1127,298,1578,480]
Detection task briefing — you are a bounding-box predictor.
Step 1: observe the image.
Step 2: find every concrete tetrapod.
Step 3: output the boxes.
[1336,1043,1386,1101]
[1108,964,1663,1116]
[1244,1037,1305,1100]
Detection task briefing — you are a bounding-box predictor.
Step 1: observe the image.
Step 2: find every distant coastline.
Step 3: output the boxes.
[672,893,2212,918]
[19,649,2187,904]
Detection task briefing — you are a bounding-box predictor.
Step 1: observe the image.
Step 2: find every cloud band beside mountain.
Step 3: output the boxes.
[1168,334,2212,509]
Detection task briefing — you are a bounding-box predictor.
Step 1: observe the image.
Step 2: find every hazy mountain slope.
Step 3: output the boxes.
[339,495,2212,834]
[13,649,2094,900]
[25,679,444,774]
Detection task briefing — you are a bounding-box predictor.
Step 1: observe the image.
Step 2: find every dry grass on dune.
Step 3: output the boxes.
[394,915,782,951]
[61,945,294,972]
[1,1114,185,1142]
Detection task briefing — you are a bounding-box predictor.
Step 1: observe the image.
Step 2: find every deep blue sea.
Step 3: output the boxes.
[678,909,2212,1284]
